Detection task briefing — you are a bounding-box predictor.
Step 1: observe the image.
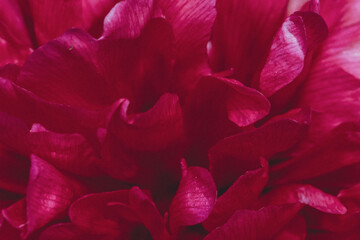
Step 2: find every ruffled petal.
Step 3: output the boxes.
[159,0,216,58]
[270,122,360,185]
[203,204,302,240]
[28,124,101,176]
[25,155,87,237]
[2,199,26,231]
[210,112,310,188]
[169,160,217,233]
[39,223,102,240]
[258,184,347,214]
[0,146,29,194]
[203,159,268,231]
[129,187,169,240]
[297,1,360,131]
[28,0,83,45]
[69,190,136,237]
[273,215,307,240]
[0,0,33,65]
[102,0,156,39]
[209,0,288,84]
[185,76,270,157]
[109,93,184,152]
[259,11,328,97]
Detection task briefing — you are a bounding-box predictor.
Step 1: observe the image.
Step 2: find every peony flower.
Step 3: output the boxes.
[0,0,359,239]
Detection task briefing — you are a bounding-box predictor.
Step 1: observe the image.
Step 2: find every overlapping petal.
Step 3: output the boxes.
[204,204,302,240]
[169,160,217,233]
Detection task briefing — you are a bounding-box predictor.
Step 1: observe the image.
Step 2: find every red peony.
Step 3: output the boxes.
[0,0,359,239]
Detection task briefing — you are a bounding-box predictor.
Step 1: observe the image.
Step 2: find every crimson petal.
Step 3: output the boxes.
[258,184,347,214]
[129,187,169,240]
[69,190,136,237]
[0,0,33,65]
[109,93,184,152]
[2,199,26,231]
[25,155,87,237]
[169,160,217,233]
[204,204,302,240]
[270,122,360,184]
[209,0,288,84]
[259,11,328,97]
[273,215,307,240]
[210,112,310,188]
[159,0,216,58]
[203,158,268,231]
[28,124,101,176]
[40,223,102,240]
[103,0,156,39]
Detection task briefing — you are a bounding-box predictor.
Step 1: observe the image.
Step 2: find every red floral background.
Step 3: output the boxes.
[0,0,360,239]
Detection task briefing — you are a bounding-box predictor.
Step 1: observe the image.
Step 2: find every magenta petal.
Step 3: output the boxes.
[25,155,87,237]
[258,184,347,214]
[259,11,328,96]
[159,0,216,58]
[297,1,360,131]
[28,0,83,45]
[103,0,156,39]
[0,215,22,240]
[109,93,184,152]
[0,0,33,65]
[203,159,268,231]
[210,114,310,187]
[28,124,101,176]
[2,199,26,231]
[204,204,302,240]
[270,122,360,184]
[273,215,307,240]
[69,190,135,236]
[210,0,287,84]
[185,76,270,152]
[129,187,169,240]
[169,160,217,233]
[40,223,100,240]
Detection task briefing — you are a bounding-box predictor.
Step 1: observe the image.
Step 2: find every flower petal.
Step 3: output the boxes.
[0,0,33,65]
[159,0,216,58]
[273,215,307,240]
[297,1,360,130]
[2,199,26,231]
[270,122,360,184]
[102,0,156,39]
[169,160,217,233]
[69,190,136,237]
[0,146,29,194]
[25,155,87,237]
[258,184,347,214]
[28,124,101,176]
[185,76,270,156]
[28,0,83,45]
[209,0,288,84]
[109,93,184,152]
[203,159,268,231]
[203,204,302,240]
[259,11,328,97]
[129,187,169,240]
[210,113,310,188]
[39,223,101,240]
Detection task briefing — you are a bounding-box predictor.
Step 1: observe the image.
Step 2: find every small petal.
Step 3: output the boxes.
[25,155,87,237]
[258,184,347,214]
[203,159,268,231]
[2,199,26,231]
[259,11,328,96]
[129,187,169,240]
[102,0,156,39]
[204,204,302,240]
[169,161,217,233]
[210,113,310,187]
